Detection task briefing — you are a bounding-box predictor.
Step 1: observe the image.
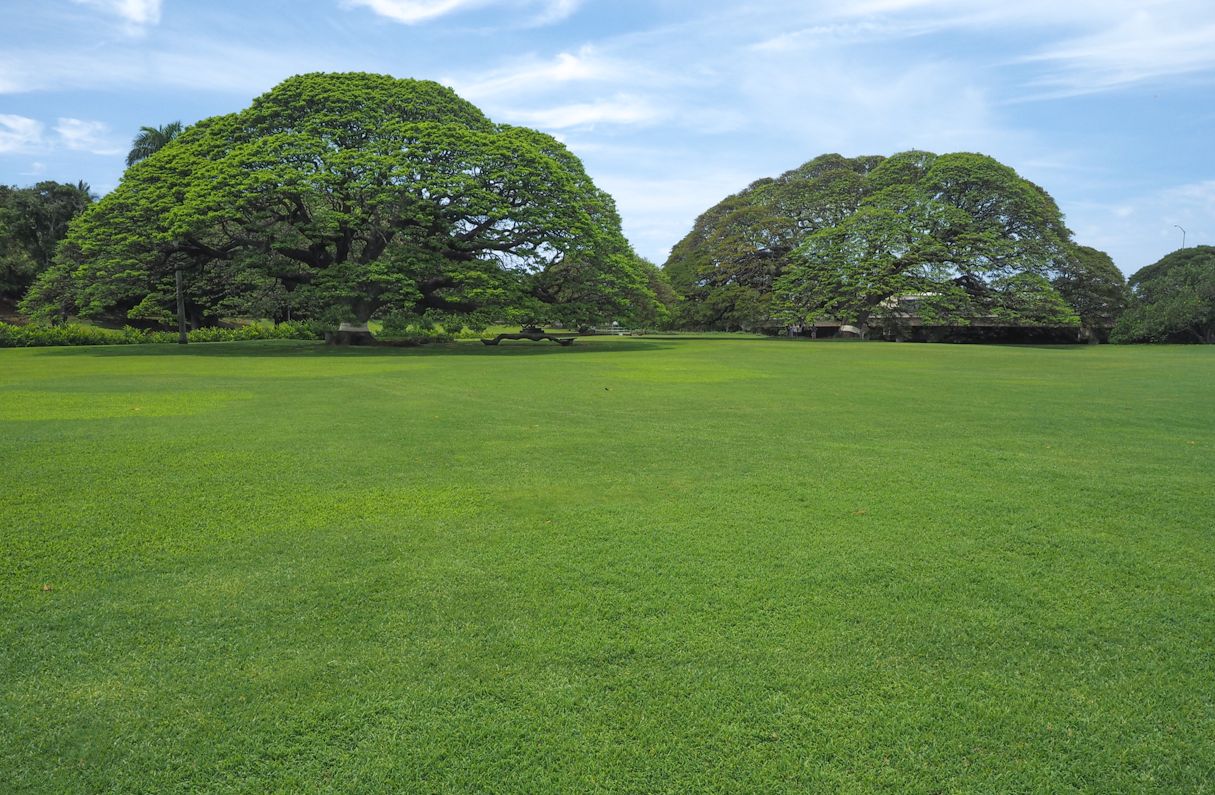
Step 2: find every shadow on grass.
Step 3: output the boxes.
[974,343,1092,351]
[628,334,773,342]
[19,338,1099,360]
[27,338,677,358]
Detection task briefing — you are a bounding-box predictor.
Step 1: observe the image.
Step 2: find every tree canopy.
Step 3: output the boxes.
[665,150,1115,336]
[664,153,880,330]
[1052,245,1127,337]
[26,73,657,330]
[1111,246,1215,343]
[0,181,94,302]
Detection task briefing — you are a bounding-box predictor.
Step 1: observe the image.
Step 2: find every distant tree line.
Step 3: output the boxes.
[1,121,180,313]
[0,181,95,305]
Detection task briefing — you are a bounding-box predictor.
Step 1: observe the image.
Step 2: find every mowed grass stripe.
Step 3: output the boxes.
[2,339,1212,793]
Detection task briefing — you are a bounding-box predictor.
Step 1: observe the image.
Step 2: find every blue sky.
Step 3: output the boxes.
[2,0,1213,273]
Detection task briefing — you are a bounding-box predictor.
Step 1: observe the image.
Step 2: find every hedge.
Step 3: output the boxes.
[0,322,323,348]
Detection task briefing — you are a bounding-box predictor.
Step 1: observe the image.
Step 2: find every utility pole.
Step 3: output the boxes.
[1174,224,1187,249]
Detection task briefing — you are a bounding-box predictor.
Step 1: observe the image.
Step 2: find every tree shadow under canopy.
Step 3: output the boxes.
[26,338,676,359]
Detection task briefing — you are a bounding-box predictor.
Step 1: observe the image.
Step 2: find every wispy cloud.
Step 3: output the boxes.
[70,0,162,30]
[507,95,665,129]
[342,0,581,25]
[1023,13,1215,97]
[55,118,124,156]
[444,46,687,133]
[0,115,44,153]
[807,0,1215,97]
[0,38,338,96]
[449,47,625,100]
[751,18,945,52]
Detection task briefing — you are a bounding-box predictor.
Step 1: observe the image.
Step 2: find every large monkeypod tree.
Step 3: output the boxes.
[668,149,1116,336]
[24,73,657,335]
[664,154,880,330]
[1052,245,1127,341]
[1112,245,1215,343]
[774,152,1083,337]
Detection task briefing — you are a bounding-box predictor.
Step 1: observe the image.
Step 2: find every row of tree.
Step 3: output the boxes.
[17,73,670,338]
[0,181,95,304]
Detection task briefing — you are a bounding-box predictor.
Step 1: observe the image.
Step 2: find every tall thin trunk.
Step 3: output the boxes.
[175,267,188,345]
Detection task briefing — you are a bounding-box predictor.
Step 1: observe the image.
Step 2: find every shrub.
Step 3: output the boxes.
[376,315,454,345]
[0,321,323,348]
[0,322,133,347]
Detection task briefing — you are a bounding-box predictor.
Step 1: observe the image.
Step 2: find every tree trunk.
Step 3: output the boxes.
[175,267,188,345]
[856,309,872,341]
[324,300,378,345]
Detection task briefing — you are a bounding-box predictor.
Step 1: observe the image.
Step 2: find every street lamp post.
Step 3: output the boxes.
[1174,224,1187,249]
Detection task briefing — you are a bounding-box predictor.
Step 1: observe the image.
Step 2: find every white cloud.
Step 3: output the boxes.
[445,46,701,133]
[0,116,127,157]
[0,115,44,153]
[507,95,665,129]
[345,0,482,24]
[449,47,624,100]
[71,0,162,28]
[55,118,124,156]
[343,0,580,25]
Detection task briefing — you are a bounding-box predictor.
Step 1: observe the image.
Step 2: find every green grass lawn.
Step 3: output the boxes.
[2,338,1213,793]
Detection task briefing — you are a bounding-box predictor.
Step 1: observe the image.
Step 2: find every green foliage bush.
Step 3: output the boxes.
[0,321,322,348]
[375,316,454,345]
[0,322,138,347]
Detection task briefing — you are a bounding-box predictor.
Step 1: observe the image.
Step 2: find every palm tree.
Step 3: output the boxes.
[126,122,185,339]
[126,121,183,167]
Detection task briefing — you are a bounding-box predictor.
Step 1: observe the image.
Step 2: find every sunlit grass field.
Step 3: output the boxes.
[2,337,1213,793]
